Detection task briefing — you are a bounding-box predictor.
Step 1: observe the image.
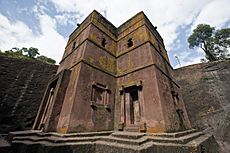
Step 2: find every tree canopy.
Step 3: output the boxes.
[0,47,56,64]
[21,47,40,58]
[188,24,230,61]
[36,55,56,64]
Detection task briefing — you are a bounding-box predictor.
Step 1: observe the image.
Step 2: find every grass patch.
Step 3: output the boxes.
[201,76,211,81]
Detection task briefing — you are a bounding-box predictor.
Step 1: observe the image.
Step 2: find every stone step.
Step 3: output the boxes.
[11,130,204,147]
[147,129,197,138]
[9,130,112,142]
[95,140,155,151]
[36,130,112,138]
[13,134,147,146]
[100,136,148,146]
[124,126,140,132]
[13,135,99,144]
[8,130,40,142]
[147,131,204,144]
[12,139,94,147]
[108,131,204,146]
[103,131,203,146]
[10,130,218,153]
[13,134,147,147]
[111,132,145,139]
[186,133,215,146]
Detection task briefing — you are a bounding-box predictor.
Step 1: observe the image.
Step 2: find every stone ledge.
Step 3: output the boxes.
[147,129,197,138]
[9,130,220,153]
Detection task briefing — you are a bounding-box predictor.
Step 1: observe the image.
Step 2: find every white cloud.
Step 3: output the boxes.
[50,0,107,14]
[32,14,67,61]
[32,1,48,15]
[174,51,204,69]
[174,56,203,69]
[0,13,66,63]
[0,14,34,49]
[173,47,206,69]
[55,13,82,26]
[48,0,216,49]
[192,0,230,29]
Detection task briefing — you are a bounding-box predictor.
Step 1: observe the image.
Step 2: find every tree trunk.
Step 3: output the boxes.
[203,42,217,61]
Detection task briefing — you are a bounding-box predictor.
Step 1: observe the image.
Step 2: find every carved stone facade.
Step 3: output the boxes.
[33,10,191,133]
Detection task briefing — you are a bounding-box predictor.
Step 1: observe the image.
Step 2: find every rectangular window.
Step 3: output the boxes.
[91,82,110,107]
[94,87,104,105]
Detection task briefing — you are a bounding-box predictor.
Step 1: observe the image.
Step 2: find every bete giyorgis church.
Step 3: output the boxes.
[9,10,219,153]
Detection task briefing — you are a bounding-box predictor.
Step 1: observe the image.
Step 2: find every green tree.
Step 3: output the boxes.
[1,47,56,64]
[214,28,230,60]
[22,47,40,58]
[188,24,230,61]
[36,55,56,64]
[3,47,26,58]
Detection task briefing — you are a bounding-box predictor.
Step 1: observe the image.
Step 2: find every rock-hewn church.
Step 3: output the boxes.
[9,10,219,153]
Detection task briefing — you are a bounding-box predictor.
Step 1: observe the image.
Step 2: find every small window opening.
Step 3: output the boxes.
[127,38,133,48]
[101,38,107,47]
[72,42,76,50]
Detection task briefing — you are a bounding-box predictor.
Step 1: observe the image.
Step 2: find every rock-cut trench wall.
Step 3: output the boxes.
[0,56,58,133]
[173,60,230,152]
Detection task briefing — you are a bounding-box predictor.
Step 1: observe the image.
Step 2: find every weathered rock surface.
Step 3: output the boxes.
[0,56,58,133]
[173,60,230,152]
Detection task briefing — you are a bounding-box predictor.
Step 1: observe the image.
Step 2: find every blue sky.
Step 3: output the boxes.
[0,0,229,68]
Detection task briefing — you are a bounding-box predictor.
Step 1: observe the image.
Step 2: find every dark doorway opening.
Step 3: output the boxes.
[129,90,139,124]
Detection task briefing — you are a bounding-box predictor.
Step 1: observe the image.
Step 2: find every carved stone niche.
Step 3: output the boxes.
[90,81,111,111]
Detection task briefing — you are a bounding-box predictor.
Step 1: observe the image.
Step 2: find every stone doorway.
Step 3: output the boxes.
[119,82,143,132]
[124,87,141,131]
[128,89,140,125]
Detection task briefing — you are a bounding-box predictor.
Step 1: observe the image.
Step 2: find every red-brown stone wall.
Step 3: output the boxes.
[83,41,116,74]
[88,24,116,56]
[154,66,191,132]
[146,26,170,63]
[148,43,173,75]
[62,25,91,61]
[68,63,115,132]
[117,26,148,56]
[57,43,86,73]
[56,65,81,133]
[116,44,152,75]
[154,66,179,132]
[117,12,145,35]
